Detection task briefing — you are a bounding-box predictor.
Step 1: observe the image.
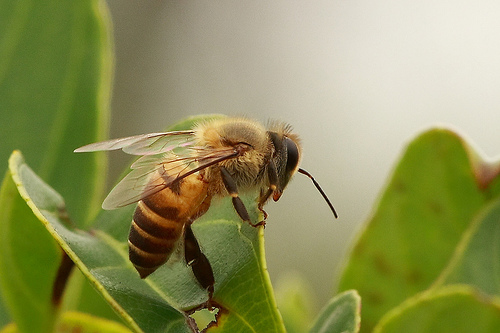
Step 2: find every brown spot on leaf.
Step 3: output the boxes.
[373,253,392,276]
[405,269,423,285]
[392,178,406,193]
[366,290,384,305]
[428,200,443,215]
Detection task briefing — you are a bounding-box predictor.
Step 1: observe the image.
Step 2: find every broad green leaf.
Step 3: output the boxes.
[433,197,500,296]
[374,198,500,332]
[0,0,116,329]
[194,218,284,333]
[309,290,361,333]
[0,311,132,333]
[374,285,500,333]
[0,0,112,225]
[0,170,61,333]
[338,129,500,331]
[8,150,189,333]
[12,143,285,332]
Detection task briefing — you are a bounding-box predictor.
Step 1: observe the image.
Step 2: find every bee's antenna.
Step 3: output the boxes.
[298,168,338,219]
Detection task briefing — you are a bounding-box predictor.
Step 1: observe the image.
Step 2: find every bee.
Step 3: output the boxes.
[75,117,337,299]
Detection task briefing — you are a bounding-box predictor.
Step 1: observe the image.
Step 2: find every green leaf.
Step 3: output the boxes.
[373,285,500,333]
[0,0,115,328]
[0,0,112,225]
[337,128,500,331]
[374,198,500,332]
[0,169,61,333]
[7,151,188,332]
[11,143,285,332]
[309,290,361,333]
[0,311,132,333]
[433,197,500,296]
[197,218,284,332]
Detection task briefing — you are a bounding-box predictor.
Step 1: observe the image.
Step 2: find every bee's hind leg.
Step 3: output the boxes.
[220,166,255,226]
[185,224,215,300]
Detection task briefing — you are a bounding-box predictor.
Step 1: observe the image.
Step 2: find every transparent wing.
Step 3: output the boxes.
[102,146,239,210]
[74,131,196,155]
[102,154,171,209]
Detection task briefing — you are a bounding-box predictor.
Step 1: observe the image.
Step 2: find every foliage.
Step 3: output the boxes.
[1,0,499,332]
[338,129,500,332]
[0,0,115,332]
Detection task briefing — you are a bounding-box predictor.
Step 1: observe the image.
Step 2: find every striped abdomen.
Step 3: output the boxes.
[128,174,209,278]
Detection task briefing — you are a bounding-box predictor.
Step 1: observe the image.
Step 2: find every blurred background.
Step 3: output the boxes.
[105,0,500,308]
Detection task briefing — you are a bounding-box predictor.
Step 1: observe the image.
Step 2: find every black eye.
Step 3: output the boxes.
[284,137,300,175]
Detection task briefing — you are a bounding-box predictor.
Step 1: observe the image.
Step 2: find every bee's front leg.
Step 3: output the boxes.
[257,160,279,217]
[220,166,253,225]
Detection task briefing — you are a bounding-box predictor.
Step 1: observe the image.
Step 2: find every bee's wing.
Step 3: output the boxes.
[102,154,172,209]
[102,146,239,210]
[74,130,196,156]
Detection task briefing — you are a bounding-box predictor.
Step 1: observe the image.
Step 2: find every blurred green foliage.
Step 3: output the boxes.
[339,129,500,332]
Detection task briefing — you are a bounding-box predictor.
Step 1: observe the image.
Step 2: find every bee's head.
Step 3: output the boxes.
[268,123,338,219]
[267,126,302,201]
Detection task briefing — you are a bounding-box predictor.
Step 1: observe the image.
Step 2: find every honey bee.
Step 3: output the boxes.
[75,117,337,299]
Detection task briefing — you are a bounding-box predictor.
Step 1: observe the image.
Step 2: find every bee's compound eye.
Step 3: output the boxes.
[284,137,300,175]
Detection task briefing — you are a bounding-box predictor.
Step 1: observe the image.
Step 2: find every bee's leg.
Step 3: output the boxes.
[185,223,215,300]
[257,160,279,219]
[220,166,252,224]
[258,189,269,220]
